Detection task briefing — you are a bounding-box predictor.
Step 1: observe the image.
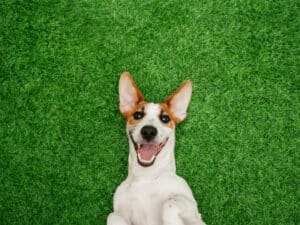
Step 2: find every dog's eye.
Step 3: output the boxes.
[133,111,144,120]
[160,114,170,123]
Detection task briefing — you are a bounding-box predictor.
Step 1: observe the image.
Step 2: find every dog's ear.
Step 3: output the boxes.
[119,72,144,116]
[164,80,192,123]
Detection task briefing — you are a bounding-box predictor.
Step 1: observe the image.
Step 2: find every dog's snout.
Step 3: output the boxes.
[141,125,157,141]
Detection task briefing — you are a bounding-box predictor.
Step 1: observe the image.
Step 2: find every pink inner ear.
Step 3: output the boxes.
[119,72,144,115]
[167,81,192,122]
[119,79,137,112]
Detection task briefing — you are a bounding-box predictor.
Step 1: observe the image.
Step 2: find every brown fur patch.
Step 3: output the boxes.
[125,101,149,125]
[159,103,178,128]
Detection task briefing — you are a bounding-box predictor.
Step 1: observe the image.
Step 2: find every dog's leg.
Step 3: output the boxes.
[161,195,206,225]
[107,212,129,225]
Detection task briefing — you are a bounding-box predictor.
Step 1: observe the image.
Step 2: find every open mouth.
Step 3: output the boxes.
[130,135,168,167]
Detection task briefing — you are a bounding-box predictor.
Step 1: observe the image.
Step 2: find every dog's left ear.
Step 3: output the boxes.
[119,72,144,117]
[164,80,192,123]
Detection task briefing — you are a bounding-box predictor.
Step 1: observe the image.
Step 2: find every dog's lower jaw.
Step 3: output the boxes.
[127,132,176,179]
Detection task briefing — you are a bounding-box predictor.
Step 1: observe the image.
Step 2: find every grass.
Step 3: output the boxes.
[0,0,298,224]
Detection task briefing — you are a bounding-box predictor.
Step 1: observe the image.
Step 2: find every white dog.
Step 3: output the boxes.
[107,72,206,225]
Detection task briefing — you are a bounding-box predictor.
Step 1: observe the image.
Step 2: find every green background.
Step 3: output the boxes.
[1,0,298,224]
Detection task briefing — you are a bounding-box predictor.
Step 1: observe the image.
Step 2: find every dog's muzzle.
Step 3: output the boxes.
[130,134,168,167]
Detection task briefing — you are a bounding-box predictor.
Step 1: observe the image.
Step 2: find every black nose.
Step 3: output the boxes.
[141,125,158,141]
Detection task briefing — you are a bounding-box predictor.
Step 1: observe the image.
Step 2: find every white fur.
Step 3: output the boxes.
[129,104,172,146]
[107,103,206,225]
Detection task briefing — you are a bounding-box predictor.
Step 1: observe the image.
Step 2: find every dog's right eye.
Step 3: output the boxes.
[133,111,144,120]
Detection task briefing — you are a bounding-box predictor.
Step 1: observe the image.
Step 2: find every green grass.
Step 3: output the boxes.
[0,0,299,224]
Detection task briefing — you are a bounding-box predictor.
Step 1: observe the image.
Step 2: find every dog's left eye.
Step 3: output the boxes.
[133,111,144,120]
[160,114,170,123]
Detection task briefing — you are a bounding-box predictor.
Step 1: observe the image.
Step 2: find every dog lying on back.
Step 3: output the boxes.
[107,72,206,225]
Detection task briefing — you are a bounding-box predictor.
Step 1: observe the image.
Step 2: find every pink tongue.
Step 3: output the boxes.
[137,144,159,161]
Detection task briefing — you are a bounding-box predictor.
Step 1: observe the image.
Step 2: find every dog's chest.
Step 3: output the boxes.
[114,174,193,225]
[116,179,163,224]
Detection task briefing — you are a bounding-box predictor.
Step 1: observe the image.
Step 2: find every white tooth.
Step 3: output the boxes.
[137,154,155,163]
[150,155,155,161]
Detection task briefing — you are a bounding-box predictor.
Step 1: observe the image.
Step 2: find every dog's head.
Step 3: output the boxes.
[119,72,192,167]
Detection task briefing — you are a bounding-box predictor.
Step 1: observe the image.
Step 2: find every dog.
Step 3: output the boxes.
[107,72,206,225]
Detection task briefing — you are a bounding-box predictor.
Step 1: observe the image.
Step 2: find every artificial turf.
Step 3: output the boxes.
[0,0,299,224]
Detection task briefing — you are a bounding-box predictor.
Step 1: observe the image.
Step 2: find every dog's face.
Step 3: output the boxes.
[119,72,192,167]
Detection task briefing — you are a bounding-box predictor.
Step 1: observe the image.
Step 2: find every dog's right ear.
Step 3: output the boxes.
[119,72,144,117]
[164,80,192,123]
